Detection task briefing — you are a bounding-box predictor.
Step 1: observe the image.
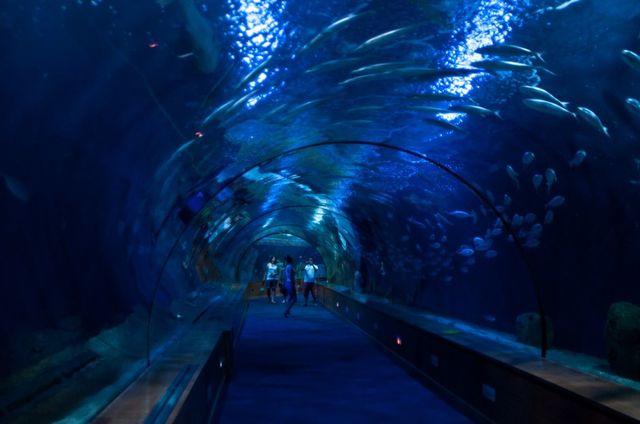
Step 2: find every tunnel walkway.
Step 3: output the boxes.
[217,297,473,423]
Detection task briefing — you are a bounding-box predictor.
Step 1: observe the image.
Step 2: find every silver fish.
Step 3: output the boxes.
[621,49,640,73]
[306,57,363,74]
[576,106,610,137]
[354,25,419,52]
[328,119,374,127]
[220,86,264,123]
[411,105,455,114]
[232,56,273,92]
[625,98,640,117]
[511,214,524,227]
[544,210,554,224]
[476,43,544,62]
[286,98,330,116]
[456,246,475,257]
[447,210,478,224]
[522,151,535,168]
[522,98,576,119]
[298,12,368,54]
[338,73,392,86]
[546,195,565,208]
[506,165,519,189]
[351,62,410,75]
[569,150,587,167]
[545,168,557,193]
[519,85,569,108]
[392,66,481,80]
[472,59,555,75]
[263,103,289,120]
[423,117,465,133]
[449,104,501,119]
[532,174,543,192]
[555,0,583,10]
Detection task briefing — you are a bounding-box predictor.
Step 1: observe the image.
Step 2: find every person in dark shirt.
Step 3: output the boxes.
[283,255,297,318]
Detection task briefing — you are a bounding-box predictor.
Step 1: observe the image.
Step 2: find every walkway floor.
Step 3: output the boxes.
[217,298,473,423]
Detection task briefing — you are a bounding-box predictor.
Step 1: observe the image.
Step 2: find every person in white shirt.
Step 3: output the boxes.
[303,257,318,306]
[263,256,279,304]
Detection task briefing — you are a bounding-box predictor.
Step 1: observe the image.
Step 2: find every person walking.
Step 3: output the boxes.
[283,255,297,318]
[303,257,318,306]
[264,256,278,304]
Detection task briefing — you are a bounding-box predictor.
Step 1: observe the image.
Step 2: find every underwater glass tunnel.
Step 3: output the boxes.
[2,0,640,422]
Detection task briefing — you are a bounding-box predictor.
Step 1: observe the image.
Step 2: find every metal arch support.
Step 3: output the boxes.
[146,140,549,363]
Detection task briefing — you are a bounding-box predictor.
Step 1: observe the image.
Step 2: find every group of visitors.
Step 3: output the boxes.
[263,255,319,318]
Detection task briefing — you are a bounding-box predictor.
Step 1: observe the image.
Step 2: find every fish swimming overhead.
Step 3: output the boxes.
[555,0,583,10]
[447,210,478,224]
[471,59,555,75]
[511,214,524,227]
[232,56,273,93]
[298,12,368,54]
[576,106,610,137]
[625,98,640,118]
[532,174,543,192]
[522,98,576,119]
[354,25,421,52]
[393,66,482,81]
[338,73,393,86]
[519,85,569,108]
[544,210,554,224]
[545,168,558,193]
[522,151,535,168]
[476,43,545,62]
[456,246,475,257]
[506,165,520,189]
[203,98,236,125]
[351,62,411,75]
[545,195,566,208]
[621,49,640,73]
[569,150,587,167]
[306,57,364,74]
[410,105,456,114]
[422,117,466,133]
[448,104,501,119]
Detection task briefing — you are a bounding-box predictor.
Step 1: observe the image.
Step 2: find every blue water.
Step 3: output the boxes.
[1,0,640,419]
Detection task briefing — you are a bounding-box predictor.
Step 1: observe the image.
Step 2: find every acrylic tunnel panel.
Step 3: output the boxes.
[167,140,543,337]
[2,0,640,421]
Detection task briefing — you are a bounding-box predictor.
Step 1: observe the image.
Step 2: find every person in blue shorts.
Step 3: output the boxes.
[283,255,297,318]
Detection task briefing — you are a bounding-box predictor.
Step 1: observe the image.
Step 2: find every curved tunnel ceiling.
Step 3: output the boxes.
[2,0,640,374]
